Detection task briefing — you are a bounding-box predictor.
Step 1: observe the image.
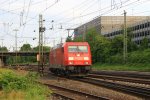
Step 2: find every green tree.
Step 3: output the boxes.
[73,36,83,42]
[127,27,138,52]
[0,46,8,52]
[127,39,138,52]
[19,44,32,63]
[85,28,111,63]
[111,35,123,55]
[140,37,149,50]
[66,37,72,42]
[20,44,32,52]
[33,46,50,52]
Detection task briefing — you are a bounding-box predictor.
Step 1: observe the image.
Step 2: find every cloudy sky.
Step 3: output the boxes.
[0,0,150,51]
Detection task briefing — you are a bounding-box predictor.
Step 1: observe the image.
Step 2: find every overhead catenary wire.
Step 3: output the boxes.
[80,0,98,14]
[0,0,144,38]
[0,0,150,49]
[0,0,54,20]
[58,0,150,31]
[54,0,131,24]
[107,0,150,16]
[55,0,148,26]
[0,0,59,38]
[0,0,20,8]
[0,0,12,7]
[0,0,145,31]
[21,0,32,36]
[20,0,60,28]
[46,0,95,22]
[0,0,141,27]
[0,0,148,25]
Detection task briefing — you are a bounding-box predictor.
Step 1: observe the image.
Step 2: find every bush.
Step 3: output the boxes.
[128,49,150,63]
[105,48,150,64]
[106,54,123,64]
[0,71,27,92]
[0,69,51,100]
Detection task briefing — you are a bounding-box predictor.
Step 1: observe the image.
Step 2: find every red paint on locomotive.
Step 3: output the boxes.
[49,42,91,75]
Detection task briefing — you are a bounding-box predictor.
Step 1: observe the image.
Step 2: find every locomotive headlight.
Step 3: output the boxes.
[68,57,74,60]
[84,57,89,60]
[69,61,73,64]
[85,62,88,64]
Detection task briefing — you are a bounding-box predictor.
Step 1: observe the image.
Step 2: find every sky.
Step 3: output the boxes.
[0,0,150,51]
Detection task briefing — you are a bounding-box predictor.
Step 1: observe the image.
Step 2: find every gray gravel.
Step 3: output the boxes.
[40,74,143,100]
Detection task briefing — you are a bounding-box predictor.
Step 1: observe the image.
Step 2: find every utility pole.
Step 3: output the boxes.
[83,25,87,41]
[38,14,45,74]
[123,10,127,63]
[67,29,69,37]
[60,37,63,43]
[13,29,19,65]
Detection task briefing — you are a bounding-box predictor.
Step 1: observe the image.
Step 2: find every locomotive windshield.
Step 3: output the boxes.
[68,46,88,52]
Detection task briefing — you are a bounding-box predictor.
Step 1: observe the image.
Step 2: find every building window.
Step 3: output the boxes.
[142,24,144,28]
[148,22,150,27]
[145,31,147,36]
[147,31,150,35]
[137,33,139,37]
[140,24,142,29]
[142,32,144,36]
[145,23,148,28]
[135,26,137,30]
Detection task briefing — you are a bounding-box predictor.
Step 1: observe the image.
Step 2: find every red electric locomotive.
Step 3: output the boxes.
[49,42,92,76]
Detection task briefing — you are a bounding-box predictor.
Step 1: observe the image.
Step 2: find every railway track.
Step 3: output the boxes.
[74,77,150,99]
[91,71,150,79]
[88,74,150,85]
[42,82,110,100]
[52,93,74,100]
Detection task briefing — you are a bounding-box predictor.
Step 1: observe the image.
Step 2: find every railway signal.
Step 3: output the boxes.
[38,14,45,75]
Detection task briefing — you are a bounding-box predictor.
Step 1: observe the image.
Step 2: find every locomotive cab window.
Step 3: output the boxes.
[78,46,88,52]
[68,46,77,52]
[68,46,88,52]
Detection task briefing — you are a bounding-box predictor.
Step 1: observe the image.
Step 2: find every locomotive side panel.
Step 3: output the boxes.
[55,47,64,66]
[49,47,64,68]
[49,50,54,64]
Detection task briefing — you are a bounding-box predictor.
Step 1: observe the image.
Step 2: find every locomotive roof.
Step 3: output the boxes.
[63,42,89,45]
[51,42,89,50]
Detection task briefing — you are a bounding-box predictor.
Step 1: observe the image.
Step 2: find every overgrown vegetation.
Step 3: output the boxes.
[92,63,150,72]
[0,68,51,100]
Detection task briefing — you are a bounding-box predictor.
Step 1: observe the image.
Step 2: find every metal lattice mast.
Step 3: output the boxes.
[38,14,45,74]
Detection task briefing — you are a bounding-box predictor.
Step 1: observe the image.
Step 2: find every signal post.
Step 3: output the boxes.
[38,14,45,75]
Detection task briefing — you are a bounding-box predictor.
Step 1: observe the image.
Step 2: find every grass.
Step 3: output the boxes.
[0,68,52,100]
[92,63,150,72]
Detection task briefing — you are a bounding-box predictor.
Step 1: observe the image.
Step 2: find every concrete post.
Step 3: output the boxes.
[0,58,4,67]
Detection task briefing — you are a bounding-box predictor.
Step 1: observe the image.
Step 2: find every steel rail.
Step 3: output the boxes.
[91,71,150,79]
[88,74,150,85]
[75,77,150,98]
[43,83,110,100]
[52,92,75,100]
